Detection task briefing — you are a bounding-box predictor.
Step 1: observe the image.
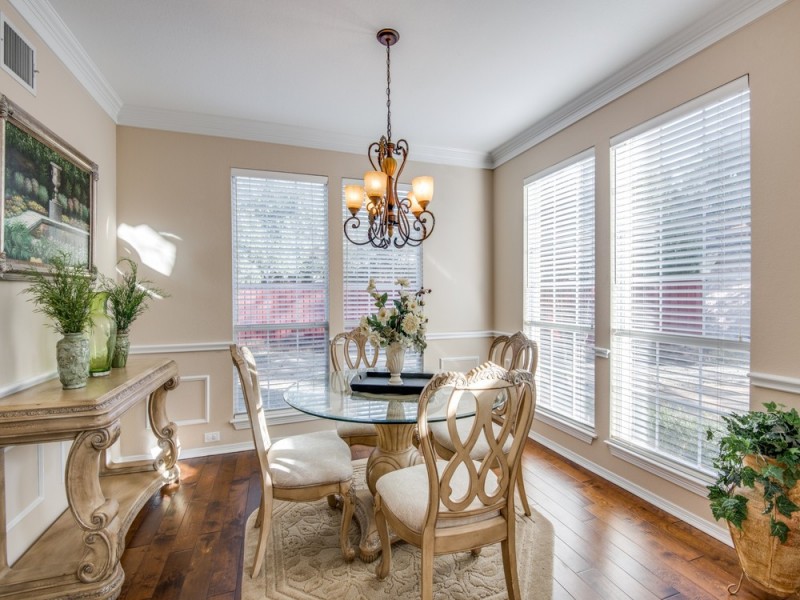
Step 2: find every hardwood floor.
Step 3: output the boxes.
[118,441,766,600]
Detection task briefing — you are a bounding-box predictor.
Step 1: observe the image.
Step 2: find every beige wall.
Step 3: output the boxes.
[0,0,117,564]
[492,0,800,536]
[115,127,494,454]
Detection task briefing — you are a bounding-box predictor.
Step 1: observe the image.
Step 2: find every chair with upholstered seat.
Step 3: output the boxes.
[374,363,536,600]
[330,328,380,447]
[230,344,356,577]
[430,331,538,516]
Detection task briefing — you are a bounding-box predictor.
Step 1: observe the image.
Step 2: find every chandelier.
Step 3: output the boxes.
[343,28,435,249]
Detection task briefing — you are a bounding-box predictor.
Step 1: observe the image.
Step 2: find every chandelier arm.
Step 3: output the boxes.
[368,141,381,172]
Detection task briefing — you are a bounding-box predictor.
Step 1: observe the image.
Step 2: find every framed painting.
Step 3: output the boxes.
[0,94,98,280]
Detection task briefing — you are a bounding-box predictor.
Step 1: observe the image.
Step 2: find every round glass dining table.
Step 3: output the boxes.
[283,370,469,561]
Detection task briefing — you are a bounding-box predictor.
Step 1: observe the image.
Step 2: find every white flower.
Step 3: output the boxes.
[367,331,381,347]
[359,315,370,331]
[377,307,391,324]
[407,298,419,311]
[401,313,421,335]
[366,278,376,292]
[395,277,410,288]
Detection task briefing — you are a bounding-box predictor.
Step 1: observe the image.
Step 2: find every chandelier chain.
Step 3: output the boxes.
[385,41,392,142]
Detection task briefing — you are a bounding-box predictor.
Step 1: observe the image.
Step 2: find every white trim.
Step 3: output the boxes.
[179,441,254,459]
[534,410,596,445]
[523,148,595,186]
[529,430,732,546]
[231,168,327,185]
[610,76,749,146]
[594,347,610,359]
[130,342,231,355]
[5,445,45,531]
[426,330,497,341]
[9,0,122,119]
[146,375,211,429]
[0,371,57,398]
[439,356,481,371]
[230,409,322,429]
[750,371,800,395]
[130,333,496,356]
[605,440,712,498]
[490,0,787,167]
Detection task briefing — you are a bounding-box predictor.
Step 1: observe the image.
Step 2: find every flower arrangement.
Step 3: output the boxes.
[359,278,430,353]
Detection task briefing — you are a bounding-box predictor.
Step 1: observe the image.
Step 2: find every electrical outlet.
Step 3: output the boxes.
[204,431,220,443]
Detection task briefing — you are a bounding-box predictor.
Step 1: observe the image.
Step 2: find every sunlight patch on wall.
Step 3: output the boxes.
[117,223,178,276]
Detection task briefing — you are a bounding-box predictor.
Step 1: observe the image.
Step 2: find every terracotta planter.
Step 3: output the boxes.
[728,455,800,597]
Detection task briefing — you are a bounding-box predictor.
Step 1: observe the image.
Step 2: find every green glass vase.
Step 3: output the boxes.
[88,291,116,377]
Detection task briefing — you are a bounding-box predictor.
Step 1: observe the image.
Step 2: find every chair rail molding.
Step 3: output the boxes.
[749,371,800,395]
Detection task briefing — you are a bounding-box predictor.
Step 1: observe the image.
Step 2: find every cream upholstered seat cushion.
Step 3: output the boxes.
[376,459,500,533]
[429,418,512,459]
[268,430,353,488]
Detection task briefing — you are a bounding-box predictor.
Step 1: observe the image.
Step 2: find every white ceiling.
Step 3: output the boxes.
[17,0,784,167]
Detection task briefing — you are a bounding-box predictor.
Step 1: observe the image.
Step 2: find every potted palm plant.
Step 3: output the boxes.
[23,253,95,389]
[707,402,800,597]
[101,258,166,368]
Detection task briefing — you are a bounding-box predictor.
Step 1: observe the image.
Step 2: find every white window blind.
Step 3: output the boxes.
[611,78,751,476]
[342,179,424,371]
[524,150,596,429]
[232,169,329,412]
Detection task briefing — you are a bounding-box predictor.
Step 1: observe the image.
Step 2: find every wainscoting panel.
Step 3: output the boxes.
[439,356,481,372]
[3,442,68,565]
[146,374,210,428]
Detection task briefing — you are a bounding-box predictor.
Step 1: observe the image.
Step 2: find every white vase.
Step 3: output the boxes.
[385,342,406,385]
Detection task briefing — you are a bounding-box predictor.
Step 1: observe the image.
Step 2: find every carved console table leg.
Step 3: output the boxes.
[66,423,123,585]
[148,376,181,483]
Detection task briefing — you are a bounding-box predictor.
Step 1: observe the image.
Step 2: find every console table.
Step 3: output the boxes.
[0,357,180,600]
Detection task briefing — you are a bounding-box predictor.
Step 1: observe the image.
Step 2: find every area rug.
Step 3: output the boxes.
[241,461,554,599]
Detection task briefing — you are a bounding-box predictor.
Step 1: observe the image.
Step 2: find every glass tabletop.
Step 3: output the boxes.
[283,370,474,425]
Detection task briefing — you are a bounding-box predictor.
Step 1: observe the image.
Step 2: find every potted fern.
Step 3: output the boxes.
[101,258,166,368]
[23,253,95,389]
[707,402,800,597]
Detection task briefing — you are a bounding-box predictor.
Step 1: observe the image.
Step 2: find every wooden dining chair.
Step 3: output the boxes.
[430,331,538,515]
[374,363,536,600]
[330,328,380,447]
[230,344,356,577]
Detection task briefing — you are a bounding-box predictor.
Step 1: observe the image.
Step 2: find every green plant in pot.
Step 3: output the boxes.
[101,258,167,368]
[23,253,95,389]
[707,402,800,597]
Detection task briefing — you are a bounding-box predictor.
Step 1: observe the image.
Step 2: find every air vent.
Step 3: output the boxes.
[1,14,36,94]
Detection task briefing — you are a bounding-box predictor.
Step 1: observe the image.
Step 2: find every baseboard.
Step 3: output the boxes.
[528,430,732,547]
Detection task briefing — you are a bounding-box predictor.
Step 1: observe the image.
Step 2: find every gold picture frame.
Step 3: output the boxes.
[0,94,98,280]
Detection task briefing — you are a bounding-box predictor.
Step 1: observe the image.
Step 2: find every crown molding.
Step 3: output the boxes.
[9,0,122,120]
[17,0,784,170]
[490,0,789,168]
[117,104,492,169]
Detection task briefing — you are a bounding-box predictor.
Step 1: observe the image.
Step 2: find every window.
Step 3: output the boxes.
[232,169,329,413]
[342,179,424,370]
[610,78,751,479]
[524,151,596,433]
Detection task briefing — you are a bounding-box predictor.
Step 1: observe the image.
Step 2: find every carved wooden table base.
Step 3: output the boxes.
[354,422,422,562]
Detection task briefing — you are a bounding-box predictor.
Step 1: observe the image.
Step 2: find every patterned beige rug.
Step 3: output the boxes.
[241,462,554,599]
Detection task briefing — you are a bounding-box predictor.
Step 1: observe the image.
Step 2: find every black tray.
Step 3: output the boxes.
[349,371,435,395]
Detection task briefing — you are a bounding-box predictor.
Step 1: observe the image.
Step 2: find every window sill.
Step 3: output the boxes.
[229,407,321,430]
[534,410,596,444]
[605,439,712,497]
